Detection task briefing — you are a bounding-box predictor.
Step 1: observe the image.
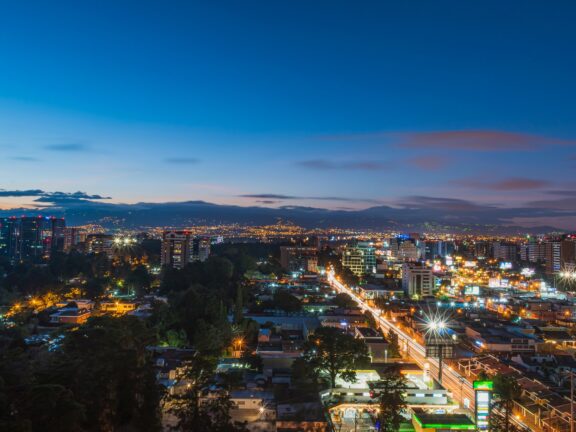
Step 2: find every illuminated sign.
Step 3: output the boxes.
[473,380,493,390]
[474,380,493,430]
[464,286,480,295]
[499,262,513,270]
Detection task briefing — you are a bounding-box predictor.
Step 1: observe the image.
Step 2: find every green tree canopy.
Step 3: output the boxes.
[302,326,370,388]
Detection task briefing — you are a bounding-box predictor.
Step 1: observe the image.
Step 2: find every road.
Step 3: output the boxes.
[327,271,534,431]
[327,272,476,409]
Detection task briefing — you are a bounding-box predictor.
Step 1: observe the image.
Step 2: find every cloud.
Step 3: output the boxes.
[296,159,387,171]
[0,189,110,204]
[238,193,380,203]
[255,200,278,204]
[408,155,450,170]
[240,194,298,200]
[317,129,575,152]
[44,143,89,152]
[453,177,551,191]
[34,191,111,204]
[10,156,39,162]
[0,189,45,197]
[164,157,200,164]
[388,195,576,227]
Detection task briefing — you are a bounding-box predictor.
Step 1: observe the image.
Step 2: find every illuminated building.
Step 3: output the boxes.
[85,233,114,257]
[492,241,517,262]
[191,236,211,262]
[63,227,87,252]
[161,231,211,269]
[342,241,376,276]
[545,241,561,275]
[0,216,66,262]
[0,217,18,261]
[279,245,318,272]
[402,263,434,297]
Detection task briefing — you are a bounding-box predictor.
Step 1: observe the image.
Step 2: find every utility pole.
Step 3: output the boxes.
[571,370,574,432]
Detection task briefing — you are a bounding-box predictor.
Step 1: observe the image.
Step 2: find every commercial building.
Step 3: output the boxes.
[85,234,114,257]
[280,246,318,272]
[0,216,66,262]
[161,231,211,269]
[402,263,434,298]
[63,227,87,252]
[342,241,376,276]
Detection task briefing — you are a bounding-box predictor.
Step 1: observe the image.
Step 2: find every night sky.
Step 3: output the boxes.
[1,1,575,228]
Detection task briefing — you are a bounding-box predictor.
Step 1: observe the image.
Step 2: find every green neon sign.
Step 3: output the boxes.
[413,415,476,430]
[473,380,493,390]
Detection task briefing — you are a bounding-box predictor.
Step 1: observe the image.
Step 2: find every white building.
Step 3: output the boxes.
[402,263,434,298]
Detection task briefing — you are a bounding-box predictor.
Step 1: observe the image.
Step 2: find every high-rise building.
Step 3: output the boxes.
[560,238,576,271]
[0,217,18,260]
[425,240,456,260]
[342,241,376,276]
[85,234,114,257]
[191,237,211,263]
[0,216,66,262]
[545,241,561,275]
[49,217,66,254]
[402,263,434,298]
[280,245,318,272]
[492,241,518,262]
[161,231,211,269]
[63,227,87,252]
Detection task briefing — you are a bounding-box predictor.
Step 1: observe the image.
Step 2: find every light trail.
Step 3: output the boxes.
[327,271,534,430]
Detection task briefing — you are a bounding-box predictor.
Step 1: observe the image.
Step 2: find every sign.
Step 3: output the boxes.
[474,380,493,430]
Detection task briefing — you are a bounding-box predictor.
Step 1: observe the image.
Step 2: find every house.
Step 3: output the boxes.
[100,301,137,314]
[49,307,92,325]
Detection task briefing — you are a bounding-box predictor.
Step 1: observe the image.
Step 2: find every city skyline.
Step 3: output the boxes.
[1,1,575,229]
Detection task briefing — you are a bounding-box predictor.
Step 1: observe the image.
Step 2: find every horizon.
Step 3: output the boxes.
[1,1,575,230]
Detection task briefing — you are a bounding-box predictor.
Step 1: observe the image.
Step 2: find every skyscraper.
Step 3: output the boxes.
[161,231,211,269]
[0,217,18,261]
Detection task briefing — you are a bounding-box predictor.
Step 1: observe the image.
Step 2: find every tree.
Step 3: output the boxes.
[169,355,247,432]
[302,327,370,388]
[491,374,522,432]
[44,315,163,431]
[333,293,356,309]
[273,290,302,313]
[234,284,244,323]
[375,367,407,432]
[386,329,401,358]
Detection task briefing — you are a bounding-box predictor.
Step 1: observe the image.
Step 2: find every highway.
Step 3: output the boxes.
[327,272,477,412]
[327,271,536,431]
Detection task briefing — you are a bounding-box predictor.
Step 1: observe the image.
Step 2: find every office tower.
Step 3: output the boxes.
[402,263,434,298]
[398,241,419,261]
[18,216,46,261]
[63,227,87,252]
[85,234,114,257]
[342,241,376,276]
[492,241,518,262]
[560,238,576,271]
[161,231,212,269]
[0,217,18,261]
[191,237,211,262]
[474,241,490,259]
[545,241,561,275]
[528,240,546,263]
[280,245,318,272]
[49,217,66,254]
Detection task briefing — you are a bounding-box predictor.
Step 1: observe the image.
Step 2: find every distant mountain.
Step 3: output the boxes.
[0,200,564,234]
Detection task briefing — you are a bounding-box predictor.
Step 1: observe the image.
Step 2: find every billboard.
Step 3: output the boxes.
[474,380,493,430]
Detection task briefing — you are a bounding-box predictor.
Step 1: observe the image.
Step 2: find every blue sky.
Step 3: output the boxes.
[1,1,575,227]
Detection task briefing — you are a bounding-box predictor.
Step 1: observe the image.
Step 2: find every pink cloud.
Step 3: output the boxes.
[408,155,450,170]
[454,177,551,191]
[317,129,575,151]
